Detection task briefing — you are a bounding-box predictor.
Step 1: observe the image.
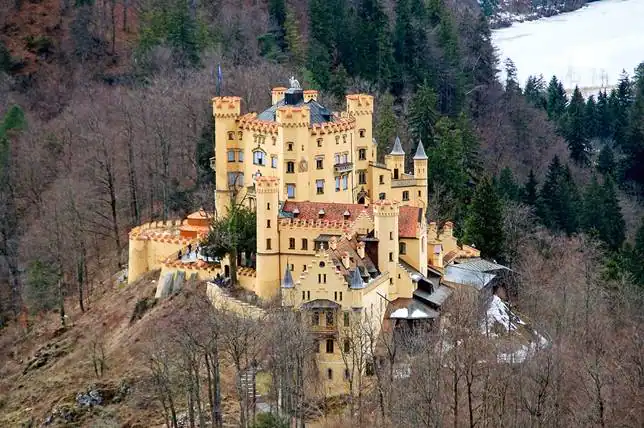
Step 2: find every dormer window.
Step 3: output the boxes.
[293,207,300,217]
[318,208,325,218]
[343,210,350,219]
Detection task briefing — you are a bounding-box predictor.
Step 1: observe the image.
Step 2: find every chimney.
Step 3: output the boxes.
[342,252,351,269]
[284,88,304,105]
[357,242,365,259]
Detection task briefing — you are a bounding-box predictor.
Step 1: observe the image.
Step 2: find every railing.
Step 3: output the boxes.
[334,162,353,174]
[391,178,416,188]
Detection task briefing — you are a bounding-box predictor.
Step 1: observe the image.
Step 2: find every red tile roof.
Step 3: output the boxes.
[281,201,421,238]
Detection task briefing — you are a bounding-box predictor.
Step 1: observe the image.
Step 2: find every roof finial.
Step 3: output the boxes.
[390,136,405,155]
[413,139,428,160]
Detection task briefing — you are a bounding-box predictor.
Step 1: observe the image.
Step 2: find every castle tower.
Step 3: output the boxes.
[385,137,406,180]
[255,176,280,299]
[271,87,287,104]
[413,140,429,215]
[127,235,148,284]
[373,200,400,296]
[212,96,242,218]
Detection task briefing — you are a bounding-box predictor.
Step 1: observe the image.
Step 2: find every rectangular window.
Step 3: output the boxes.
[389,252,393,262]
[418,190,422,197]
[227,150,235,162]
[341,175,348,190]
[399,242,406,255]
[271,156,277,168]
[266,220,271,228]
[335,176,341,192]
[326,339,334,353]
[316,158,324,169]
[326,311,334,327]
[303,264,307,272]
[334,291,338,301]
[343,311,350,327]
[323,274,327,283]
[342,153,348,163]
[302,239,308,250]
[312,311,320,325]
[227,172,244,187]
[287,184,295,199]
[266,238,272,250]
[379,192,386,200]
[359,129,366,138]
[287,142,293,151]
[358,148,366,160]
[379,175,384,184]
[253,151,265,165]
[238,151,244,162]
[390,232,393,240]
[334,153,340,164]
[286,161,295,173]
[307,291,310,300]
[358,170,366,184]
[402,191,409,201]
[327,368,333,380]
[267,202,270,210]
[317,139,323,148]
[302,291,306,300]
[316,180,324,195]
[289,238,295,249]
[339,291,342,301]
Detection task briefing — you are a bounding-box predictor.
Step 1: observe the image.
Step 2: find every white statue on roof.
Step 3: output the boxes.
[289,76,301,90]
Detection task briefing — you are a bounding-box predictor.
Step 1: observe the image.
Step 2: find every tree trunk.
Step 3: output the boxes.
[58,279,66,327]
[77,252,85,312]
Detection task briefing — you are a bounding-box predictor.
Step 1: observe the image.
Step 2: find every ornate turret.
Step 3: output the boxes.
[390,136,405,155]
[413,140,429,219]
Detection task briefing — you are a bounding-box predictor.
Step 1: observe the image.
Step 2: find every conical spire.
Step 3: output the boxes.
[349,267,366,289]
[281,266,294,288]
[390,136,405,155]
[413,140,428,160]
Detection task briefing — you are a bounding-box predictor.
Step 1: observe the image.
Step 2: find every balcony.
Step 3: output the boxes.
[334,162,353,174]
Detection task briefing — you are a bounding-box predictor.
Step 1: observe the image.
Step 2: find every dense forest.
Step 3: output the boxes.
[0,0,643,425]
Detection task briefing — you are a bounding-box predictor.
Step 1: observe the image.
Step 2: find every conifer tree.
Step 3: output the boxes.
[504,58,520,94]
[546,76,567,121]
[584,95,599,140]
[524,75,547,109]
[353,0,394,87]
[463,177,504,261]
[375,93,397,160]
[596,90,612,140]
[537,156,580,235]
[561,86,589,164]
[268,0,287,49]
[497,167,520,201]
[623,63,644,189]
[523,169,538,206]
[283,8,304,65]
[408,81,439,146]
[610,71,633,148]
[599,176,625,250]
[626,219,644,286]
[596,144,616,177]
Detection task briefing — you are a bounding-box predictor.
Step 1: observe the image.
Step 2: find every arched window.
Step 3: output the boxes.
[227,131,235,140]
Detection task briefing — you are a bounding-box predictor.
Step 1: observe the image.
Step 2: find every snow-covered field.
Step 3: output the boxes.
[492,0,644,91]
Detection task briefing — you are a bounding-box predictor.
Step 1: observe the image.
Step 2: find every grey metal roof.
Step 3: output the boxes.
[390,136,405,155]
[413,140,428,160]
[398,259,440,290]
[349,268,366,289]
[443,264,497,290]
[281,267,294,288]
[256,98,335,124]
[414,285,453,308]
[453,258,510,273]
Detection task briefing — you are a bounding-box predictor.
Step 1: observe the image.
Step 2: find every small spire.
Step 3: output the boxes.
[413,140,428,160]
[390,136,405,155]
[349,267,366,289]
[282,266,294,288]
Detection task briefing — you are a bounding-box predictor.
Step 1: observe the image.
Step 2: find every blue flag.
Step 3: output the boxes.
[217,64,223,96]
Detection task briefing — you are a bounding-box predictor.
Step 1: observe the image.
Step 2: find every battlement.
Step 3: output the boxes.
[212,96,242,118]
[373,199,400,217]
[275,106,310,127]
[303,90,319,102]
[279,218,353,231]
[272,87,287,104]
[238,113,279,134]
[309,116,356,135]
[255,176,280,192]
[346,94,374,116]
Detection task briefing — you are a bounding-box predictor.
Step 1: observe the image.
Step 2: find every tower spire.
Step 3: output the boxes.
[413,140,428,160]
[390,136,405,155]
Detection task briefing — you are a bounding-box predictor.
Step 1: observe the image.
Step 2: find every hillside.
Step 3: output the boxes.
[0,272,240,427]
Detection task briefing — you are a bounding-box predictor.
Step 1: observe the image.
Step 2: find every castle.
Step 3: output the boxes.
[127,82,481,394]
